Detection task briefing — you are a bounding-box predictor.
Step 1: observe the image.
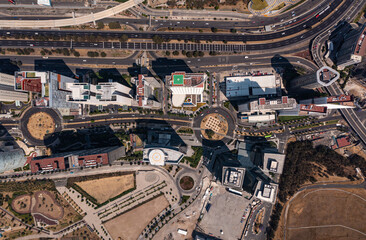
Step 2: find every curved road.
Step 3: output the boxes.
[0,0,142,28]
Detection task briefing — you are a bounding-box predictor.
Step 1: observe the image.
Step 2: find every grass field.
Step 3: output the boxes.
[105,195,169,240]
[278,116,308,122]
[285,188,366,240]
[251,0,268,10]
[75,174,135,204]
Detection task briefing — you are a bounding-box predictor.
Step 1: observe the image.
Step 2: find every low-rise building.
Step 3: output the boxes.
[225,74,277,99]
[143,146,183,165]
[30,146,125,173]
[166,72,207,107]
[0,148,26,173]
[239,96,297,114]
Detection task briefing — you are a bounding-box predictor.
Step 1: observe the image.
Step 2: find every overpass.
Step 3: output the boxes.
[311,0,366,147]
[0,0,142,28]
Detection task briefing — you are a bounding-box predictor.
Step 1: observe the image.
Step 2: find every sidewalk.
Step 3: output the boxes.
[248,0,301,16]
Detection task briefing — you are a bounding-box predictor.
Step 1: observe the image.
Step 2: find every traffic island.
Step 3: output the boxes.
[179,176,195,191]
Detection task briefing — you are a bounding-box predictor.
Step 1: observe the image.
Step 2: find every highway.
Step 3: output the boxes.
[0,0,142,28]
[0,0,346,42]
[0,0,331,32]
[0,0,353,53]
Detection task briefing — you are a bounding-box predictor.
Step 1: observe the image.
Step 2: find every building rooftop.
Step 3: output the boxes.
[143,146,183,165]
[225,74,277,98]
[336,136,351,148]
[222,167,246,189]
[15,71,45,93]
[327,95,352,103]
[300,104,327,113]
[316,66,340,87]
[262,152,285,174]
[167,72,206,87]
[255,181,277,203]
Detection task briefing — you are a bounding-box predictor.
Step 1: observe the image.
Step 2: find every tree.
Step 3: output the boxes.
[186,51,193,58]
[198,51,204,57]
[173,50,179,56]
[165,51,170,56]
[101,52,107,57]
[120,34,129,43]
[230,28,237,33]
[205,129,215,139]
[73,51,80,57]
[97,21,105,29]
[109,21,121,29]
[152,35,164,44]
[211,27,218,33]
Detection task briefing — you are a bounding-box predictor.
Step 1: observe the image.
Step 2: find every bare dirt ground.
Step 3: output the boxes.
[12,194,32,214]
[200,113,228,140]
[62,225,99,240]
[75,174,135,203]
[27,112,55,140]
[105,195,169,240]
[284,188,366,240]
[344,80,366,100]
[33,191,64,220]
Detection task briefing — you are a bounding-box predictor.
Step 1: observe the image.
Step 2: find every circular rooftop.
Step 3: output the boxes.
[148,149,165,166]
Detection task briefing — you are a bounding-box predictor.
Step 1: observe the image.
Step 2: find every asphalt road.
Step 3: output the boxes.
[193,107,235,147]
[0,0,330,32]
[0,0,351,51]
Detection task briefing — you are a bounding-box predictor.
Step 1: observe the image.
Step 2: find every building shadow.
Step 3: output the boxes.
[48,126,122,154]
[0,59,20,75]
[34,59,75,78]
[151,58,193,80]
[270,54,322,99]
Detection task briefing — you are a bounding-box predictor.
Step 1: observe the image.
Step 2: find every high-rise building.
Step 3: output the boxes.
[0,73,28,102]
[165,72,207,107]
[66,82,133,106]
[290,66,340,90]
[134,74,161,109]
[337,23,366,70]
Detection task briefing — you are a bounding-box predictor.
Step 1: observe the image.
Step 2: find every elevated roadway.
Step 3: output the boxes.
[311,0,366,147]
[0,0,355,52]
[0,0,142,28]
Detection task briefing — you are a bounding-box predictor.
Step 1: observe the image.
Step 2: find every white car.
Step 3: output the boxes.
[42,56,48,59]
[245,56,249,59]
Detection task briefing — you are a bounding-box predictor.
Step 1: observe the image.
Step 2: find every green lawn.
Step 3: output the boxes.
[278,116,308,122]
[251,0,268,10]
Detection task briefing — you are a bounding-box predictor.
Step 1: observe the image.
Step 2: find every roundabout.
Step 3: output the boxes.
[20,108,62,146]
[193,107,235,147]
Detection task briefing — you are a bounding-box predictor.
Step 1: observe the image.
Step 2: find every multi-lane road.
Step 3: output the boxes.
[0,0,353,53]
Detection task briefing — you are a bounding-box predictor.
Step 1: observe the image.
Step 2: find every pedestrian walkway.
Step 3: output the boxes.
[249,0,301,16]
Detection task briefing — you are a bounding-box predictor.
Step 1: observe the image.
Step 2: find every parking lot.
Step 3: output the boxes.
[198,185,250,239]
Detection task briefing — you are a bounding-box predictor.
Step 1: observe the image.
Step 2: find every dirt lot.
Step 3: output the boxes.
[75,174,135,203]
[105,195,169,240]
[12,194,32,214]
[33,191,64,220]
[285,188,366,240]
[62,225,99,240]
[27,112,55,140]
